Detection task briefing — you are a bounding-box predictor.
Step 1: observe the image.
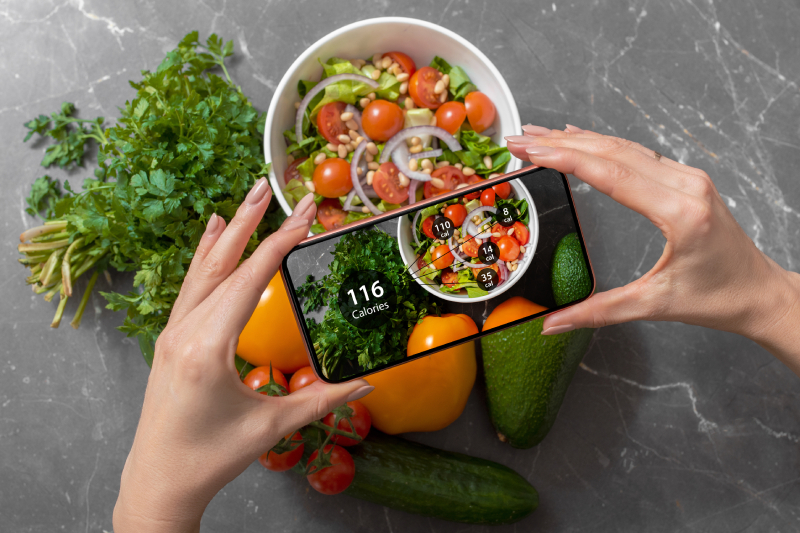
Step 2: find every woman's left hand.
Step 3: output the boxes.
[113,178,373,533]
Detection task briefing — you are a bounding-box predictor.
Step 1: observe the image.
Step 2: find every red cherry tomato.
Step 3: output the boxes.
[322,400,372,446]
[431,244,455,270]
[443,203,467,226]
[424,166,463,198]
[490,223,506,244]
[461,237,480,258]
[461,174,484,200]
[372,162,409,204]
[307,445,355,495]
[316,102,348,145]
[434,101,467,135]
[284,156,308,184]
[471,262,500,280]
[465,92,496,133]
[421,216,436,239]
[441,269,458,287]
[382,51,416,76]
[244,366,288,394]
[362,100,404,142]
[512,221,530,245]
[480,189,496,207]
[289,366,319,393]
[313,158,352,198]
[409,66,444,109]
[316,198,347,231]
[492,181,511,199]
[259,431,304,472]
[497,235,521,262]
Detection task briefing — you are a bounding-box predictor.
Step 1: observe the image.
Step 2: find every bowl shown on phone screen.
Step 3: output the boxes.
[397,179,539,303]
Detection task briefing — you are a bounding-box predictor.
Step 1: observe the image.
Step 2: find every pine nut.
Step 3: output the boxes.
[326,143,337,151]
[409,145,423,154]
[368,162,380,170]
[421,159,433,170]
[434,80,445,94]
[396,72,409,82]
[408,158,419,171]
[355,136,365,145]
[313,152,327,165]
[362,206,370,213]
[404,97,415,109]
[345,119,358,130]
[337,134,350,144]
[389,61,399,72]
[366,142,379,155]
[422,168,432,174]
[337,144,348,158]
[410,136,422,146]
[484,155,493,168]
[359,97,371,108]
[372,53,382,65]
[381,57,392,69]
[287,154,295,164]
[304,181,315,192]
[488,173,500,179]
[519,246,526,253]
[455,163,463,169]
[492,232,502,238]
[368,92,377,100]
[371,69,381,81]
[345,142,354,151]
[507,228,514,235]
[367,170,375,185]
[442,74,450,87]
[398,173,410,186]
[436,160,450,168]
[431,177,445,188]
[340,111,354,122]
[455,183,470,189]
[365,153,374,162]
[462,167,476,176]
[399,82,408,94]
[294,101,301,109]
[430,116,437,127]
[356,166,364,175]
[439,91,447,103]
[349,129,359,140]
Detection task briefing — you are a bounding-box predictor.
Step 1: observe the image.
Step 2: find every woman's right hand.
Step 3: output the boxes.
[506,125,800,376]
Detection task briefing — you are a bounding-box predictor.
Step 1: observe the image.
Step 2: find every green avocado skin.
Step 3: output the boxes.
[551,232,592,306]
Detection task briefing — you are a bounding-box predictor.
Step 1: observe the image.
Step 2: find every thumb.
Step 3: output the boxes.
[270,379,374,438]
[542,283,648,334]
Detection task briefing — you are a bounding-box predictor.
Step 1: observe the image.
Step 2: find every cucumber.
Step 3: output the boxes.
[297,427,538,525]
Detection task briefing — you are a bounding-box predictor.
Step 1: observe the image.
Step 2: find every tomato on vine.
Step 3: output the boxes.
[307,444,355,495]
[322,401,371,446]
[259,431,304,472]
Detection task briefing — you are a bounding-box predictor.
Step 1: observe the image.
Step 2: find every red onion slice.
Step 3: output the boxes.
[350,140,381,215]
[411,209,423,247]
[497,261,509,284]
[448,235,469,265]
[380,126,462,164]
[295,74,378,143]
[461,206,498,239]
[407,179,419,205]
[391,144,431,182]
[413,149,443,160]
[344,104,370,141]
[342,188,358,211]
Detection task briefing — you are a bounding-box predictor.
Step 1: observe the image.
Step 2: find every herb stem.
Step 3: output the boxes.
[70,270,99,329]
[308,420,363,441]
[20,221,68,243]
[61,237,85,297]
[51,293,68,328]
[19,239,70,253]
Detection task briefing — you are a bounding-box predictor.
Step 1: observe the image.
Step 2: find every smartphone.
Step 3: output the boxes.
[280,166,595,383]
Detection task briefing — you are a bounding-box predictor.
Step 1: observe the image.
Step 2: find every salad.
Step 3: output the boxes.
[281,51,512,233]
[411,181,531,299]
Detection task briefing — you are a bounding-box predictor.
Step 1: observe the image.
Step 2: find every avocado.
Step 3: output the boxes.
[551,232,591,306]
[480,232,594,448]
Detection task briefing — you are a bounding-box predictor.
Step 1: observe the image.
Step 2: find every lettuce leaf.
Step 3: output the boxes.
[430,56,478,102]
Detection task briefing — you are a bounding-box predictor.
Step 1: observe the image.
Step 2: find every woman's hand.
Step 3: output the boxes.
[506,125,800,376]
[113,178,374,533]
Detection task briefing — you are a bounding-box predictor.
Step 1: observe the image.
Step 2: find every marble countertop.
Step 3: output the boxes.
[2,1,799,531]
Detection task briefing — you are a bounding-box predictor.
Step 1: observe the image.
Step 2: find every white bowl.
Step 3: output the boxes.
[264,16,523,217]
[397,180,539,303]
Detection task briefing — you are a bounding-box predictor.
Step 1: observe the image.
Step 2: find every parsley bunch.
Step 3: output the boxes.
[18,32,284,362]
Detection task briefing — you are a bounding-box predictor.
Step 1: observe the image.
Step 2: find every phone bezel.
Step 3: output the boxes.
[280,166,596,383]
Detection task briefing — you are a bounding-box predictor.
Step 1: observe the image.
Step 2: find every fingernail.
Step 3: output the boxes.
[245,177,270,205]
[205,214,220,236]
[505,135,537,144]
[292,193,315,218]
[542,324,575,335]
[522,125,552,136]
[346,385,375,403]
[525,145,557,156]
[281,215,310,232]
[565,124,584,133]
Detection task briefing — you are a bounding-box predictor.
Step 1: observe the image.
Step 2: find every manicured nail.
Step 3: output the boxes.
[292,193,315,218]
[505,135,537,144]
[245,177,270,205]
[522,125,552,136]
[281,215,310,232]
[205,213,220,236]
[346,385,375,402]
[565,124,584,133]
[541,324,575,335]
[525,145,557,156]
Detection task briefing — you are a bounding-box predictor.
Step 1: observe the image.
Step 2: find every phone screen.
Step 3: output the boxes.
[282,167,593,383]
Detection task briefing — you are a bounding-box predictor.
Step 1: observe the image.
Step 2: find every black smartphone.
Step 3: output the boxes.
[280,166,595,383]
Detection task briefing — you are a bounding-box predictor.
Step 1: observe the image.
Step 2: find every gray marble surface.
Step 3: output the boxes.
[2,1,799,531]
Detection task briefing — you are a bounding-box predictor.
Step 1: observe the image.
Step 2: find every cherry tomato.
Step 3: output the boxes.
[417,255,427,271]
[497,235,521,262]
[307,445,355,495]
[461,237,480,258]
[316,102,348,145]
[382,51,416,76]
[313,158,352,198]
[441,269,459,288]
[443,203,467,226]
[489,223,506,244]
[372,162,409,203]
[471,262,500,280]
[424,166,462,198]
[322,400,371,446]
[480,189,496,207]
[362,100,404,142]
[492,181,511,199]
[434,101,467,135]
[461,174,484,200]
[483,296,548,331]
[244,366,288,394]
[289,366,319,393]
[431,244,455,270]
[407,314,479,356]
[464,92,496,133]
[512,221,530,245]
[409,66,444,109]
[421,216,436,239]
[259,431,304,472]
[315,198,346,231]
[284,156,308,184]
